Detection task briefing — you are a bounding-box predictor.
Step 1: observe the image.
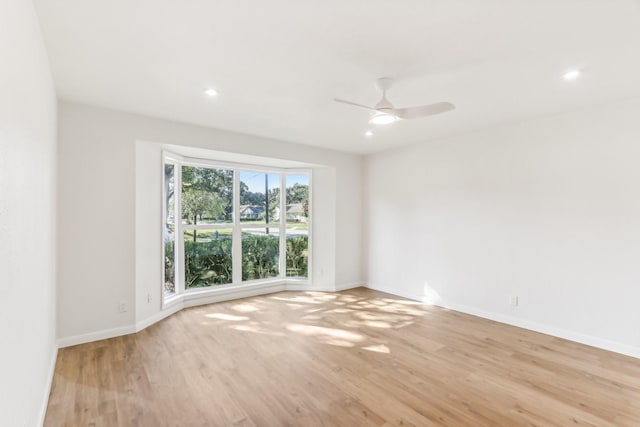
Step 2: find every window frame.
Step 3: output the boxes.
[162,151,312,307]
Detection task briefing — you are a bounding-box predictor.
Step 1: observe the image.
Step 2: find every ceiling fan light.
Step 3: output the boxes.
[369,112,397,125]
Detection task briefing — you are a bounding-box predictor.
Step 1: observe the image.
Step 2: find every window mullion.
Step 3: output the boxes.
[175,163,185,294]
[232,169,242,284]
[279,173,286,278]
[307,171,313,285]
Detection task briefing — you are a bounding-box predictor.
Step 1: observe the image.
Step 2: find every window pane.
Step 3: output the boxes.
[182,166,233,224]
[164,164,176,295]
[164,234,176,295]
[242,228,279,281]
[240,171,280,224]
[184,229,233,288]
[286,227,308,278]
[286,174,309,225]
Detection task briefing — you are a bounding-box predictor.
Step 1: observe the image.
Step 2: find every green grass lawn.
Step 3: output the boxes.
[180,221,309,243]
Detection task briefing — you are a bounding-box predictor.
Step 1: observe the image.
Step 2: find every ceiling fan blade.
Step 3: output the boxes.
[393,102,455,120]
[334,98,377,112]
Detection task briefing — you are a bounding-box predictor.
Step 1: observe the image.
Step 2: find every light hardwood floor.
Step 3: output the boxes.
[45,288,640,426]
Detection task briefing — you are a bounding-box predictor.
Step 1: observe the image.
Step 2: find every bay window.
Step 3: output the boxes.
[163,154,311,302]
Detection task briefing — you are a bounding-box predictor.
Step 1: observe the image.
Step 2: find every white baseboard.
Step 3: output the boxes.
[57,324,136,348]
[284,283,361,292]
[58,282,640,359]
[442,301,640,359]
[182,282,286,308]
[365,283,640,360]
[57,281,338,347]
[38,347,58,426]
[136,302,184,331]
[365,283,423,301]
[286,284,332,291]
[334,281,365,291]
[285,285,318,291]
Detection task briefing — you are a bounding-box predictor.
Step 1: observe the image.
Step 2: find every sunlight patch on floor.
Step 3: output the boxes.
[286,323,364,342]
[362,344,390,354]
[272,296,323,304]
[286,303,307,309]
[229,324,285,336]
[324,339,355,347]
[205,313,249,321]
[377,305,425,316]
[353,311,413,322]
[325,308,354,314]
[364,320,392,328]
[381,297,423,306]
[231,303,260,312]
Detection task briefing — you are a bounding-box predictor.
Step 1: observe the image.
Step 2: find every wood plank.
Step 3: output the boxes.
[44,288,640,426]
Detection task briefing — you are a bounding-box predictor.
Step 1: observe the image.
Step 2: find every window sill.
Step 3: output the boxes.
[162,278,310,310]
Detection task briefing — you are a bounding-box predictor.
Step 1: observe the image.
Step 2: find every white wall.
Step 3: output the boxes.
[0,0,58,425]
[365,98,640,357]
[58,102,363,343]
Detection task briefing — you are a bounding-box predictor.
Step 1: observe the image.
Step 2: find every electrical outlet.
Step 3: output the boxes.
[147,293,152,303]
[118,301,128,313]
[509,296,519,307]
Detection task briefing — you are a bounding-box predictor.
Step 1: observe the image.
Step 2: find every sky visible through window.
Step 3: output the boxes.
[240,171,280,193]
[240,172,309,192]
[286,174,309,188]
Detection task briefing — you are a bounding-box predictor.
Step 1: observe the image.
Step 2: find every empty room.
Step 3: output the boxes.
[2,0,640,426]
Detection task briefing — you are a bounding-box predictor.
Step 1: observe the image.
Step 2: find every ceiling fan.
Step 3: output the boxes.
[334,77,455,125]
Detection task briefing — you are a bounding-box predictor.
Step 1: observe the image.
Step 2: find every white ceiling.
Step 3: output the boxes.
[35,0,640,154]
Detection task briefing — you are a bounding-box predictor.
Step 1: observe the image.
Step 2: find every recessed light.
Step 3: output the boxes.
[204,88,218,97]
[365,130,373,137]
[563,69,582,81]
